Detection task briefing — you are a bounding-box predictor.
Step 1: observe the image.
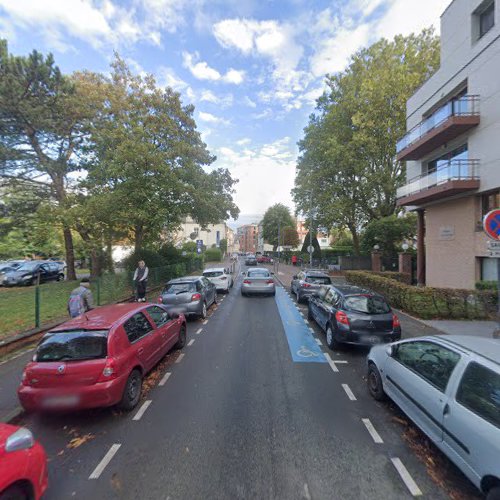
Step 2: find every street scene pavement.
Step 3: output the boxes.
[0,259,479,500]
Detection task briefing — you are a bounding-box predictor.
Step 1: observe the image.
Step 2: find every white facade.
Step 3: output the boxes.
[398,0,500,288]
[175,217,232,251]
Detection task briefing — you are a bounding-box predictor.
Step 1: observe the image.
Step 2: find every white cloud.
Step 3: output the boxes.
[199,90,234,107]
[214,137,297,214]
[157,66,189,91]
[198,111,229,125]
[243,96,257,108]
[236,138,251,146]
[182,51,245,84]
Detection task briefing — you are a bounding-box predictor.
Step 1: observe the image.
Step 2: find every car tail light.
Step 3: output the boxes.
[392,314,401,328]
[191,293,202,302]
[98,358,117,382]
[336,310,350,326]
[301,283,312,288]
[243,279,251,284]
[266,279,274,284]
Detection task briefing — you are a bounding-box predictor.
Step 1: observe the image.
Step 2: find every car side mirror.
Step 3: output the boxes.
[385,345,393,357]
[169,311,179,319]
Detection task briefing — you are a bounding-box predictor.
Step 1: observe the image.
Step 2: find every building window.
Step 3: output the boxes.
[480,1,495,37]
[482,190,500,218]
[480,257,498,281]
[426,144,468,176]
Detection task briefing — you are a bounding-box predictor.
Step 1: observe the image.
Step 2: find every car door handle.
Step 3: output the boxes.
[138,347,144,354]
[443,403,450,416]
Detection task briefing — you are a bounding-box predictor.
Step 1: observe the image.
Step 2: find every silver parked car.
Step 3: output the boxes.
[159,276,217,319]
[241,268,275,297]
[367,335,500,499]
[291,270,332,303]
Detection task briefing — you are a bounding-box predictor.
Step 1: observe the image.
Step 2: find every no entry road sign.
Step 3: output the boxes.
[483,209,500,240]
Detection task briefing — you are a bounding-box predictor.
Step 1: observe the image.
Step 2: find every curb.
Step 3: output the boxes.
[1,406,23,424]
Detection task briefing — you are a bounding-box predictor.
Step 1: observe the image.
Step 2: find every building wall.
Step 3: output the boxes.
[176,218,228,248]
[425,196,491,288]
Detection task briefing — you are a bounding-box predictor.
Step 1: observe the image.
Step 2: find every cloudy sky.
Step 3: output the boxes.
[0,0,450,226]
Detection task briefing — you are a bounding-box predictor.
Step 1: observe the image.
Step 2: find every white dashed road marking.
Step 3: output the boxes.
[309,328,315,334]
[391,458,423,496]
[159,372,171,386]
[89,444,121,479]
[315,338,322,346]
[362,418,384,443]
[188,339,195,346]
[202,320,208,325]
[132,400,152,421]
[175,353,185,363]
[323,352,339,372]
[196,328,202,335]
[342,384,357,401]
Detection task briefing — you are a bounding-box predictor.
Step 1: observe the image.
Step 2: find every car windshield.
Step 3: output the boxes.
[35,330,108,362]
[164,282,196,294]
[248,270,270,278]
[17,262,41,272]
[306,276,331,285]
[344,295,391,314]
[204,271,223,277]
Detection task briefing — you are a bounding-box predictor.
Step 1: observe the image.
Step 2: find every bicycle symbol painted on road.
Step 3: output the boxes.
[296,346,320,358]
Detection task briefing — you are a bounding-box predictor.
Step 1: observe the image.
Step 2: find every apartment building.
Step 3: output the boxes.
[237,224,259,253]
[175,217,232,251]
[397,0,500,289]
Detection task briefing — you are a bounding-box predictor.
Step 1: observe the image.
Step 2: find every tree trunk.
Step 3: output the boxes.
[106,238,114,273]
[90,249,101,280]
[349,225,361,256]
[63,226,77,280]
[134,225,144,253]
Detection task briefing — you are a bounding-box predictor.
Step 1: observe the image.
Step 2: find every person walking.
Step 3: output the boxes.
[133,260,149,302]
[291,254,298,266]
[67,278,94,318]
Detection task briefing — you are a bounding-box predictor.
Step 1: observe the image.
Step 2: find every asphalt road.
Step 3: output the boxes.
[10,261,454,499]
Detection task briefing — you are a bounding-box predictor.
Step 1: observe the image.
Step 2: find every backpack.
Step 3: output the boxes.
[68,293,85,318]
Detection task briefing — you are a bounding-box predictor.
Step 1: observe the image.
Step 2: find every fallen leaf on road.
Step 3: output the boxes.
[57,450,65,456]
[111,473,122,491]
[67,433,95,449]
[391,416,408,426]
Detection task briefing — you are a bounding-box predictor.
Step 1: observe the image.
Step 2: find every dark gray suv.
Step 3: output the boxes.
[159,276,217,319]
[291,270,332,303]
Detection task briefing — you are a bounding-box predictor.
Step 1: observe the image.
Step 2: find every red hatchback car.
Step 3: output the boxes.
[0,423,48,500]
[18,303,187,413]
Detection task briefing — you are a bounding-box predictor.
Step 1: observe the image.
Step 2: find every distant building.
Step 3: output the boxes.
[175,217,232,252]
[237,223,259,253]
[396,0,500,288]
[296,220,331,249]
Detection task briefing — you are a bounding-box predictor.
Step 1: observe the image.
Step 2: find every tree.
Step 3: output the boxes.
[262,204,295,250]
[80,56,239,253]
[360,213,417,257]
[301,232,322,259]
[293,29,440,254]
[219,238,228,254]
[0,40,96,279]
[282,227,299,248]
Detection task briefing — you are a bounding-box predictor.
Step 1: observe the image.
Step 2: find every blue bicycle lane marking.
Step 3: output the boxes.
[274,286,326,363]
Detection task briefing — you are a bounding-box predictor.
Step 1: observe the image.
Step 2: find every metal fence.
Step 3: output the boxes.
[0,259,202,341]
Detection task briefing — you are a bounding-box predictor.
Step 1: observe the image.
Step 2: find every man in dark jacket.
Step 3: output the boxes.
[133,260,149,302]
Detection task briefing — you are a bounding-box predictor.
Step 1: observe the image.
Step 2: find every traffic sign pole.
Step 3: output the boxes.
[483,209,500,337]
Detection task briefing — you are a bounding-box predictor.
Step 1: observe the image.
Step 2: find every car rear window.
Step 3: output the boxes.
[164,282,196,294]
[35,330,108,362]
[344,295,391,314]
[203,271,223,277]
[306,276,331,285]
[248,270,270,278]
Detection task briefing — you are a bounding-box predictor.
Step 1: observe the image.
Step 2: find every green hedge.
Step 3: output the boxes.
[475,280,497,290]
[204,248,222,262]
[345,271,497,320]
[371,271,412,285]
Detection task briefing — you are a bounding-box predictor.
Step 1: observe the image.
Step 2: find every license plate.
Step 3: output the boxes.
[367,336,381,344]
[42,395,79,408]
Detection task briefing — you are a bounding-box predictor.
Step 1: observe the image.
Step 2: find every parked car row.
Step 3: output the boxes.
[290,273,500,500]
[0,259,66,287]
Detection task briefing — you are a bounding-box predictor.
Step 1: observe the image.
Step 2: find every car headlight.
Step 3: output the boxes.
[6,428,35,452]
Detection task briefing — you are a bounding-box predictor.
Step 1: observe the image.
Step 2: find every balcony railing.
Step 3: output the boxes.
[396,95,480,154]
[397,159,480,200]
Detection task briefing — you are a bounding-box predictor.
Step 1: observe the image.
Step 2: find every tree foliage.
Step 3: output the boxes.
[360,213,417,257]
[282,227,299,248]
[262,204,295,250]
[293,29,440,254]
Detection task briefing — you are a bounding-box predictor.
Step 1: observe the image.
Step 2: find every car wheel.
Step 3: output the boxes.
[0,484,30,500]
[296,291,303,304]
[57,273,64,282]
[487,486,500,500]
[118,369,142,411]
[175,325,187,349]
[307,305,313,320]
[200,302,207,319]
[213,293,217,305]
[241,291,246,297]
[367,363,386,401]
[326,325,340,350]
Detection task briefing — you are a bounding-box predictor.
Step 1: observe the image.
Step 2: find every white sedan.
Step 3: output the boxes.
[203,267,233,293]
